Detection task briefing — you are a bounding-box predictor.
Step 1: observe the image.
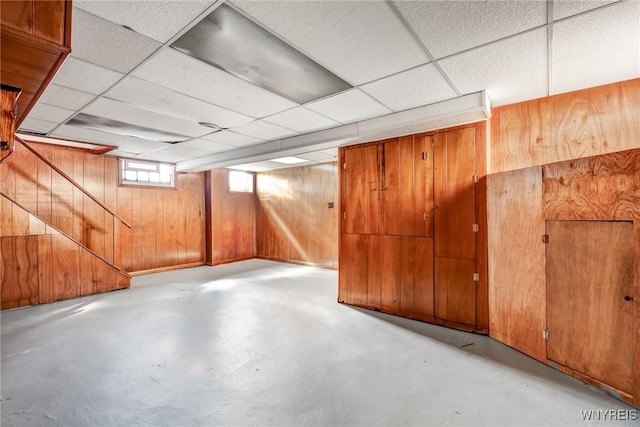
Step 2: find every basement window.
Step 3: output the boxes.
[228,170,254,193]
[119,158,176,188]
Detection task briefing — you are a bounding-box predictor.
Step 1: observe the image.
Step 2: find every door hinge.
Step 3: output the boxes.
[422,152,427,160]
[472,174,479,184]
[472,272,480,282]
[542,234,549,244]
[542,330,549,341]
[343,163,347,170]
[472,223,479,232]
[423,212,427,221]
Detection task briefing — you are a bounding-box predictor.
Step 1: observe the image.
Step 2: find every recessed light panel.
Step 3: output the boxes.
[270,156,308,165]
[171,4,351,104]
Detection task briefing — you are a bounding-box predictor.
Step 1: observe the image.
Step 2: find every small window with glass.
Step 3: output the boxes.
[228,169,254,193]
[119,158,176,188]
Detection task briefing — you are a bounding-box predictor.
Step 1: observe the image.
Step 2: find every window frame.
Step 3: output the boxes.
[118,157,177,189]
[227,169,255,194]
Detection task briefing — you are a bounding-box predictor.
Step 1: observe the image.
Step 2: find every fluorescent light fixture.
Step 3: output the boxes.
[171,4,352,104]
[67,113,190,143]
[270,156,308,165]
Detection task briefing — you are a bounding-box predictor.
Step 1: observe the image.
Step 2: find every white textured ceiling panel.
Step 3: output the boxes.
[105,78,254,128]
[27,103,74,123]
[296,151,336,161]
[552,0,640,94]
[361,64,457,112]
[201,130,265,147]
[179,138,234,153]
[19,117,59,134]
[52,125,169,153]
[439,29,548,106]
[306,89,392,124]
[38,84,96,111]
[133,49,297,118]
[396,0,547,59]
[263,107,339,133]
[82,98,209,138]
[50,57,124,95]
[72,8,161,73]
[140,144,215,163]
[553,0,620,20]
[232,1,428,85]
[232,120,298,140]
[73,0,215,43]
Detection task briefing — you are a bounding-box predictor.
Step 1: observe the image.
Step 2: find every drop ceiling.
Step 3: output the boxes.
[18,0,640,172]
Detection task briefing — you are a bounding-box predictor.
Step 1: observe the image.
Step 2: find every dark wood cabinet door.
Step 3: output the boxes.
[342,145,380,235]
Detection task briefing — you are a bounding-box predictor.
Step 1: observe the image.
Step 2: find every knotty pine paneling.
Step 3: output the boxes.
[0,141,206,274]
[493,78,640,172]
[256,162,338,268]
[486,166,546,361]
[207,169,255,265]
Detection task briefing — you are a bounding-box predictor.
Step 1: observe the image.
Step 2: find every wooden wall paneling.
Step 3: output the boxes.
[342,145,380,235]
[91,252,112,294]
[176,177,188,265]
[13,142,38,234]
[50,233,79,301]
[543,149,640,221]
[36,145,52,226]
[129,187,146,269]
[140,188,158,270]
[486,166,546,360]
[635,221,640,407]
[546,220,635,396]
[49,147,74,237]
[1,236,38,309]
[116,184,132,272]
[82,154,105,257]
[181,173,205,264]
[0,196,12,236]
[495,79,640,172]
[37,234,53,303]
[399,236,434,321]
[377,235,401,313]
[1,85,19,164]
[0,1,33,35]
[434,257,476,325]
[33,0,67,44]
[102,156,117,264]
[475,122,489,332]
[72,150,85,242]
[338,233,369,306]
[79,248,94,296]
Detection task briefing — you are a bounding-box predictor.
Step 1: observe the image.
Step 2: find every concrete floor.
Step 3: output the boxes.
[1,260,636,427]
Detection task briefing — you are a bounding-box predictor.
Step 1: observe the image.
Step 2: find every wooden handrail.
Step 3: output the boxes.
[15,136,131,228]
[0,192,130,278]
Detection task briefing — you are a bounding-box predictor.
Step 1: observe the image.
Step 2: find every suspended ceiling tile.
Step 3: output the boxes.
[439,28,548,107]
[72,8,161,74]
[306,89,392,124]
[201,130,265,147]
[27,103,74,123]
[133,49,297,118]
[105,78,255,129]
[51,57,124,95]
[232,1,428,85]
[551,1,640,95]
[139,145,215,163]
[227,162,275,172]
[553,0,619,20]
[320,147,338,156]
[296,151,336,161]
[52,124,169,153]
[18,117,59,134]
[82,97,208,139]
[263,107,339,133]
[104,149,138,158]
[73,0,215,43]
[179,138,235,153]
[361,64,457,112]
[38,84,96,111]
[395,0,547,59]
[232,120,298,140]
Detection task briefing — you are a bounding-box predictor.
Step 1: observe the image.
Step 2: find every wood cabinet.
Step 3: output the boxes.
[339,123,487,333]
[1,0,71,126]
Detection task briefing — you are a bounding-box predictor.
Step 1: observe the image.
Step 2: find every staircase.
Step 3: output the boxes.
[1,131,131,310]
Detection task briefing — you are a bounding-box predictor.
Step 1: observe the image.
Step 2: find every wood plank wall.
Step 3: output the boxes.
[491,78,640,173]
[206,169,255,265]
[256,162,338,269]
[0,141,206,273]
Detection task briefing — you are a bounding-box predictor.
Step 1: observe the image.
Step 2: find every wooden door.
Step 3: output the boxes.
[342,145,380,235]
[433,126,477,325]
[546,220,635,394]
[383,135,433,237]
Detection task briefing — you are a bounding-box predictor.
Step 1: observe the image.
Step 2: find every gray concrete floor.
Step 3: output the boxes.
[1,259,636,427]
